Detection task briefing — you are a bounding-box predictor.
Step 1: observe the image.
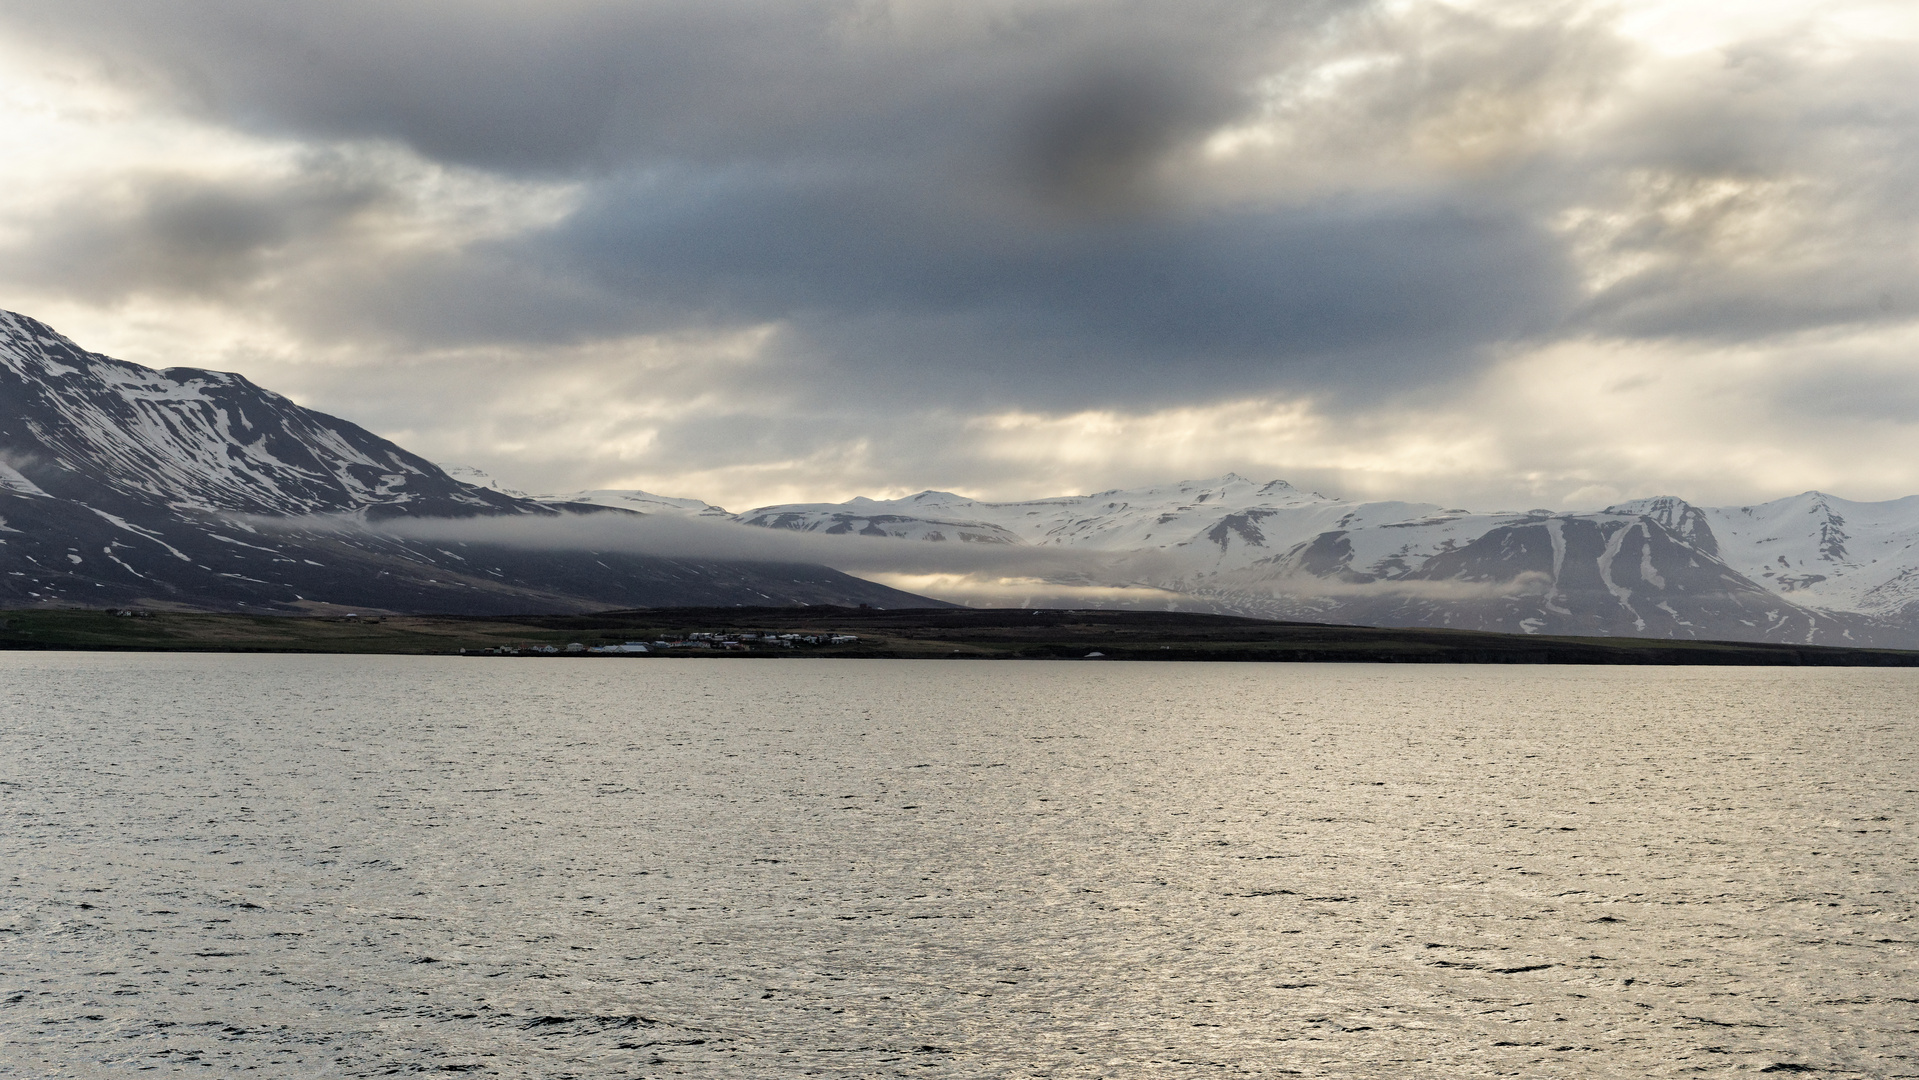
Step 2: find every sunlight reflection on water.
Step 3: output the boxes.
[2,655,1914,1077]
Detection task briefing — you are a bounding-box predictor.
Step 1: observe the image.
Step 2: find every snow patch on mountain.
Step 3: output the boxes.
[720,475,1919,644]
[0,308,938,613]
[537,488,735,518]
[738,474,1454,578]
[0,310,524,518]
[1694,492,1919,616]
[439,463,530,498]
[0,458,49,497]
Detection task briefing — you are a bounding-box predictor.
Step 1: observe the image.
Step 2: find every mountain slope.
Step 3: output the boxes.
[539,487,735,519]
[1673,493,1919,619]
[718,475,1919,646]
[0,311,543,521]
[738,475,1449,576]
[0,310,937,614]
[1208,508,1873,644]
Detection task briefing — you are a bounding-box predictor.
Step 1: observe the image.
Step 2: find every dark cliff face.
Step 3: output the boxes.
[0,310,937,614]
[1611,496,1720,557]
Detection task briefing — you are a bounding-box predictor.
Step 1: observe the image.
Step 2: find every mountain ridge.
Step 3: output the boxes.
[13,303,1916,642]
[0,310,939,614]
[519,473,1919,647]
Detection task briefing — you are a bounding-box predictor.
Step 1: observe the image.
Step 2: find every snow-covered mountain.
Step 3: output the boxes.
[0,310,936,614]
[439,463,530,499]
[536,487,734,518]
[20,301,1919,640]
[737,475,1444,574]
[1202,504,1864,644]
[0,311,543,521]
[719,475,1919,647]
[446,466,733,520]
[1651,492,1919,618]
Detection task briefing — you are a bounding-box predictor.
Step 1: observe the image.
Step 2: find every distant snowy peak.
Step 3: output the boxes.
[737,504,1024,544]
[0,309,536,519]
[439,463,529,499]
[1206,489,1919,639]
[535,488,734,517]
[720,476,1919,639]
[1602,495,1719,555]
[1692,491,1919,614]
[1086,473,1324,506]
[737,475,1437,573]
[732,473,1919,628]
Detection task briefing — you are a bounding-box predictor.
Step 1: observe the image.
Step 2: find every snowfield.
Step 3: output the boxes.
[540,475,1919,646]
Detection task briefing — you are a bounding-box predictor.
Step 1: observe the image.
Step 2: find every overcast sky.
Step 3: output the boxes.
[2,0,1915,511]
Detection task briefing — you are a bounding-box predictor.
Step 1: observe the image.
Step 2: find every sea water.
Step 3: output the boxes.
[2,654,1914,1077]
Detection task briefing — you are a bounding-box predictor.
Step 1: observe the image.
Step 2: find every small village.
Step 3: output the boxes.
[460,630,861,657]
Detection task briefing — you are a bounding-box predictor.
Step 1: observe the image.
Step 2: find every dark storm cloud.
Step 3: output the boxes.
[275,164,1570,408]
[13,0,1566,407]
[3,0,1915,418]
[0,0,1321,175]
[3,1,638,172]
[529,175,1570,403]
[14,157,391,301]
[1015,59,1246,217]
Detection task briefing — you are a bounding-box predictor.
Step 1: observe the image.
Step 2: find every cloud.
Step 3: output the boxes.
[1554,36,1919,340]
[861,573,1203,610]
[0,1,1344,173]
[0,1,637,172]
[1014,57,1245,217]
[14,158,388,302]
[251,502,1228,606]
[2,0,1918,512]
[529,173,1573,407]
[10,1,1904,366]
[253,506,1565,610]
[256,507,1201,597]
[0,0,1573,401]
[1214,567,1555,602]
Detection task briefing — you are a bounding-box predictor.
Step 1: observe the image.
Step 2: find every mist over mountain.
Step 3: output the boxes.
[0,310,935,614]
[539,475,1919,648]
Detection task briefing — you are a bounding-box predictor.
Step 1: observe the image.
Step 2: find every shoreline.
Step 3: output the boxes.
[2,606,1915,666]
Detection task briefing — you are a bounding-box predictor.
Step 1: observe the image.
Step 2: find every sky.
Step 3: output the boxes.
[0,0,1915,513]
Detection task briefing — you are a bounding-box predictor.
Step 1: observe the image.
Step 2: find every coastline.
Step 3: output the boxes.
[2,606,1916,666]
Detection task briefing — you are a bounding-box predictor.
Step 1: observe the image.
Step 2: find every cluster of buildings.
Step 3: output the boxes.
[463,631,861,657]
[587,632,863,654]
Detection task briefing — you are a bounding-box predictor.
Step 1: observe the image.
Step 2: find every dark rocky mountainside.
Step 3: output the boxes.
[0,310,933,614]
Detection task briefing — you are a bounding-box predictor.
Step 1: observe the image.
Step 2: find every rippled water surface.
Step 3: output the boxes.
[3,655,1916,1077]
